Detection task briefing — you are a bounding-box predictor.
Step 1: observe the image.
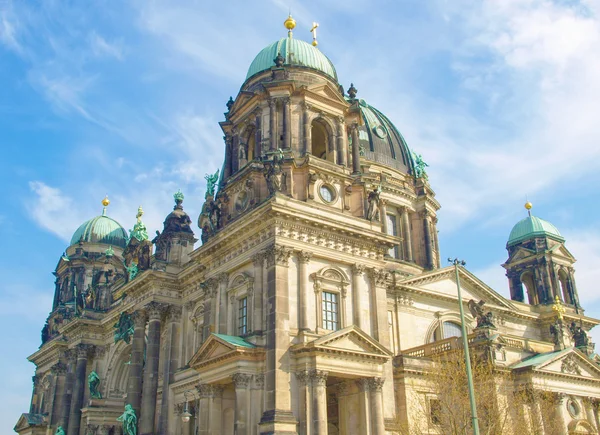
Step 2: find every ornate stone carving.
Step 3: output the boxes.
[146,302,168,320]
[174,402,184,415]
[85,424,98,435]
[232,373,252,388]
[254,374,265,388]
[295,370,310,386]
[167,305,183,323]
[352,264,366,275]
[561,356,581,376]
[217,272,229,285]
[131,310,148,328]
[252,252,265,267]
[196,383,224,398]
[336,381,350,396]
[356,378,370,392]
[297,251,313,263]
[51,362,67,376]
[75,343,93,358]
[308,369,328,386]
[367,377,385,391]
[264,245,293,267]
[369,268,389,286]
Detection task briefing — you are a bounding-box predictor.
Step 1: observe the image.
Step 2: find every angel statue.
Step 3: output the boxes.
[204,169,220,198]
[117,404,137,435]
[468,299,496,329]
[412,152,429,180]
[88,370,102,399]
[55,427,65,435]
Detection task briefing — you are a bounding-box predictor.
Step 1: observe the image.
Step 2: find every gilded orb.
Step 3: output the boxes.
[524,201,532,210]
[284,15,296,30]
[312,40,318,47]
[102,196,110,207]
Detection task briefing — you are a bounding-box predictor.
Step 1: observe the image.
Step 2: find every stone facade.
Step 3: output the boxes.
[14,22,600,435]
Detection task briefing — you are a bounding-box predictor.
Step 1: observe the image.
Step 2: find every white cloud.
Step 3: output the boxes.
[0,7,24,54]
[563,228,600,307]
[89,32,125,60]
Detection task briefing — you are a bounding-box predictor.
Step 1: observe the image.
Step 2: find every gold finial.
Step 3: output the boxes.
[552,295,565,320]
[102,195,110,216]
[310,22,319,46]
[525,200,532,217]
[284,14,296,36]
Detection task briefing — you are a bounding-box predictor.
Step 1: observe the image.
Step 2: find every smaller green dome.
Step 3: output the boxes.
[70,214,128,248]
[507,215,565,247]
[246,38,337,81]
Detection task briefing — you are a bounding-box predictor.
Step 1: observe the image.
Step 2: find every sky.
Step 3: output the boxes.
[1,0,600,431]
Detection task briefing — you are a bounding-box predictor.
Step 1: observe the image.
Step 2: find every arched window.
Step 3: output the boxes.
[520,272,537,304]
[311,119,329,160]
[558,269,571,304]
[431,321,463,342]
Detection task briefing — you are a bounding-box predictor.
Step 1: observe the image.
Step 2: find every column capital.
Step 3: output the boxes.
[252,252,265,267]
[145,301,169,320]
[356,378,370,392]
[308,369,328,386]
[264,245,293,267]
[51,361,67,376]
[64,349,77,364]
[268,98,277,109]
[297,250,313,264]
[336,381,350,396]
[131,310,148,327]
[201,278,219,297]
[196,383,224,398]
[351,263,366,276]
[75,343,93,358]
[231,373,253,388]
[367,377,385,392]
[217,272,229,285]
[295,370,310,386]
[166,305,183,322]
[254,374,265,388]
[368,268,389,286]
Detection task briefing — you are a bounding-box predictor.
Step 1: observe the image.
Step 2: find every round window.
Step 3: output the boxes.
[567,399,580,418]
[319,185,335,203]
[373,125,387,139]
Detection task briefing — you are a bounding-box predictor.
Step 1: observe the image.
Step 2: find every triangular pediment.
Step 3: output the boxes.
[188,333,263,371]
[550,244,576,262]
[506,246,536,264]
[293,326,392,361]
[304,82,349,107]
[14,413,45,431]
[535,348,600,379]
[398,267,517,311]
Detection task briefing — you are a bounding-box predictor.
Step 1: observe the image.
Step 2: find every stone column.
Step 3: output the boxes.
[295,371,310,435]
[232,373,252,435]
[303,103,311,155]
[422,211,434,270]
[400,207,413,262]
[310,370,328,435]
[218,273,229,333]
[337,117,347,166]
[380,200,388,234]
[58,351,76,432]
[49,362,66,426]
[351,123,361,174]
[356,379,370,435]
[337,382,350,435]
[140,302,166,435]
[368,378,385,435]
[259,245,297,433]
[298,251,313,332]
[255,108,263,159]
[67,344,92,435]
[98,424,113,435]
[202,278,218,340]
[196,385,211,435]
[269,99,277,151]
[251,375,265,434]
[584,398,597,431]
[158,305,183,433]
[351,264,365,329]
[232,131,240,173]
[252,253,264,335]
[223,134,232,181]
[228,294,235,335]
[196,385,224,435]
[283,97,291,150]
[127,310,148,418]
[553,393,567,433]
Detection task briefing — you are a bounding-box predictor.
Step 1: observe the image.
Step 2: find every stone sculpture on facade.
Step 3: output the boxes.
[468,299,496,329]
[113,312,135,344]
[412,152,429,180]
[366,185,381,221]
[55,426,65,435]
[570,321,590,348]
[264,154,286,195]
[205,170,220,198]
[117,404,137,435]
[88,370,102,399]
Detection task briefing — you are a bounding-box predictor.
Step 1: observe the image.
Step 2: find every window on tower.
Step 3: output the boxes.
[322,291,339,331]
[386,213,400,259]
[311,119,328,160]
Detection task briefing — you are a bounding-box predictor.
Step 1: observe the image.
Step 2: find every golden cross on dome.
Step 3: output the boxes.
[310,22,319,46]
[552,295,565,320]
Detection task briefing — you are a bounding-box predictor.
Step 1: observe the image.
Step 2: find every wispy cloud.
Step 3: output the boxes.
[0,6,24,54]
[89,32,125,60]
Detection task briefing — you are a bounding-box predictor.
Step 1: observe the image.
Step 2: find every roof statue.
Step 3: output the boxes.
[204,169,220,198]
[552,295,566,320]
[468,299,496,329]
[412,152,429,180]
[129,206,148,242]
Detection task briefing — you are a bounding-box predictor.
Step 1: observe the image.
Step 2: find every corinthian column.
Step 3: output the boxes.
[310,370,328,435]
[140,302,167,435]
[158,305,182,433]
[232,373,252,435]
[400,206,413,262]
[368,377,386,435]
[302,103,311,155]
[252,253,264,335]
[337,117,347,166]
[127,310,148,417]
[58,350,76,432]
[351,123,361,174]
[67,344,92,435]
[298,251,313,331]
[351,264,365,329]
[269,99,277,151]
[283,97,292,150]
[295,371,310,435]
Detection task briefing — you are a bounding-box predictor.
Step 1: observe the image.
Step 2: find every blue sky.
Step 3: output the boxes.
[2,0,600,431]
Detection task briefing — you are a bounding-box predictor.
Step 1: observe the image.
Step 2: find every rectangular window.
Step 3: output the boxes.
[386,214,400,258]
[322,291,339,331]
[429,398,442,425]
[238,297,248,336]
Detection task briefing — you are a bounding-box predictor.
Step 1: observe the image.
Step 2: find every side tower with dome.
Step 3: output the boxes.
[14,16,600,435]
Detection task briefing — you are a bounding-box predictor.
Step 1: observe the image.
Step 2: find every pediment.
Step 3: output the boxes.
[549,244,576,262]
[188,333,263,371]
[304,82,349,107]
[398,267,517,311]
[506,246,536,263]
[535,349,600,379]
[14,413,46,431]
[293,326,392,361]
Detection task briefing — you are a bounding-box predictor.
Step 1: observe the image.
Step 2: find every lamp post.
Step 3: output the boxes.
[181,390,193,434]
[448,258,480,435]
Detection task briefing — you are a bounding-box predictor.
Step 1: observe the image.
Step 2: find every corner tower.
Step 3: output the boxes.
[503,202,580,310]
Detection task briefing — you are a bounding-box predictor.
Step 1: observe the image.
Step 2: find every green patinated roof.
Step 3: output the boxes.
[213,333,256,348]
[511,348,570,369]
[246,37,337,81]
[507,215,565,247]
[70,212,128,248]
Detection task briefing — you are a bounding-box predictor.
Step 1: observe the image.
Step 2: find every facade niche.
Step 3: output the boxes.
[311,118,329,160]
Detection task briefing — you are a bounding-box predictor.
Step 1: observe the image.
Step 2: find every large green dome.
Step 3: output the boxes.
[507,215,564,247]
[70,212,128,248]
[246,38,337,81]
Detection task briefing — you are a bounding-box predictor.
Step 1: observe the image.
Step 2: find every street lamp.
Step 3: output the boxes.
[448,258,480,435]
[181,390,193,423]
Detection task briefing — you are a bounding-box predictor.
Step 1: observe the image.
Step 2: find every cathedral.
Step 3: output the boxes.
[14,15,600,435]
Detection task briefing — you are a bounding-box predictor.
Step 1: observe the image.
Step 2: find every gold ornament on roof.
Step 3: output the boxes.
[552,295,565,320]
[284,14,296,35]
[525,201,532,210]
[310,22,319,47]
[102,195,110,216]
